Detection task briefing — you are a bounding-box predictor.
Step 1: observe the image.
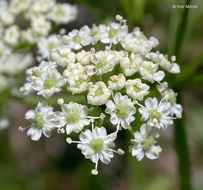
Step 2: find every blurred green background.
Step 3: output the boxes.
[0,0,203,189]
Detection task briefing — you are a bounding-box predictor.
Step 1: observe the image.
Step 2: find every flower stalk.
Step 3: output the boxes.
[172,0,192,189]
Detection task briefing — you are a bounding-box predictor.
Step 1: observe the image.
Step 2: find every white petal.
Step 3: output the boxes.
[27,127,42,141]
[105,100,115,114]
[170,63,180,74]
[42,127,52,138]
[145,97,158,109]
[153,71,165,81]
[113,92,122,104]
[94,127,107,138]
[132,132,142,142]
[25,110,35,120]
[79,129,92,142]
[66,124,74,135]
[140,124,148,136]
[121,119,129,129]
[110,114,119,125]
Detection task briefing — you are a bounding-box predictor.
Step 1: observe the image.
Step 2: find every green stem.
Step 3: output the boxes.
[174,91,191,190]
[171,0,192,189]
[174,0,191,62]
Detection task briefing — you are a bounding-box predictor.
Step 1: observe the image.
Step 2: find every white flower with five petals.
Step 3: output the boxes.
[138,97,173,129]
[125,79,149,101]
[105,92,136,130]
[55,102,90,135]
[139,61,165,83]
[24,102,56,141]
[87,82,111,106]
[131,124,162,161]
[75,126,117,175]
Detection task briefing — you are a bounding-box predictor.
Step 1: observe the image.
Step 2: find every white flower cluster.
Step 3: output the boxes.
[20,15,183,175]
[0,0,77,46]
[0,0,77,93]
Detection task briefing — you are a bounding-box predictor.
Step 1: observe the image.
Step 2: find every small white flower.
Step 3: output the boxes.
[31,0,55,13]
[131,124,161,161]
[24,102,56,141]
[63,62,89,94]
[63,62,87,79]
[38,35,61,59]
[87,82,111,106]
[21,29,40,44]
[31,15,51,36]
[55,102,90,134]
[0,10,15,25]
[108,74,126,90]
[4,25,20,46]
[68,76,89,94]
[138,97,173,129]
[146,52,180,74]
[90,50,120,75]
[76,50,91,65]
[121,28,153,54]
[105,92,136,130]
[125,79,149,101]
[120,53,142,76]
[89,24,100,45]
[76,126,117,174]
[63,26,92,50]
[10,0,32,15]
[163,89,183,118]
[99,22,128,45]
[23,61,66,98]
[139,61,165,83]
[0,53,33,74]
[47,3,77,24]
[51,47,76,67]
[85,65,97,76]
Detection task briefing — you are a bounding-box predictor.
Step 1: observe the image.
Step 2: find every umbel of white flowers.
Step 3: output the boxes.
[20,15,183,175]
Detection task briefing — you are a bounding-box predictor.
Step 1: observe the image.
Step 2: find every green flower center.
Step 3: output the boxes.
[142,136,154,151]
[168,93,176,103]
[75,79,84,88]
[133,84,142,92]
[73,35,81,44]
[56,7,66,16]
[139,34,147,40]
[44,79,56,89]
[66,113,80,124]
[96,61,108,69]
[33,70,41,77]
[34,114,44,129]
[91,27,98,37]
[143,64,154,74]
[90,138,104,153]
[109,29,118,38]
[115,103,127,118]
[47,42,56,51]
[95,88,103,96]
[149,109,162,120]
